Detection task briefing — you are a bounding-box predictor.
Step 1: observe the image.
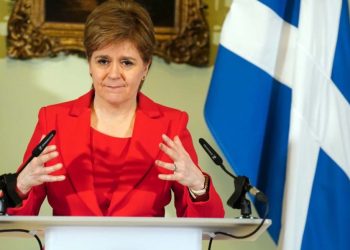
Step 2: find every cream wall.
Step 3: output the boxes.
[0,0,275,249]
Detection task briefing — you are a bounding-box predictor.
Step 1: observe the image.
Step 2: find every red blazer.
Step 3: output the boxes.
[8,90,224,217]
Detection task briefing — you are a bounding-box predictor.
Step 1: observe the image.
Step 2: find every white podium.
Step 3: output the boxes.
[0,216,271,250]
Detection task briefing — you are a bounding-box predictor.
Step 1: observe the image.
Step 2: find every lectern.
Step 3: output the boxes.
[0,216,271,250]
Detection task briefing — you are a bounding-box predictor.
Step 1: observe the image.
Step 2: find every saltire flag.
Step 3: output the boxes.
[204,0,350,249]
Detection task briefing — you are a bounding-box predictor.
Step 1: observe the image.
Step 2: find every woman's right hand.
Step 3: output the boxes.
[16,144,65,196]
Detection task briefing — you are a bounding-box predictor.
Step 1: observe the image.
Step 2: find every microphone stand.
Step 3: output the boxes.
[199,138,269,245]
[0,178,7,215]
[0,147,39,215]
[215,161,255,218]
[206,154,253,218]
[198,138,267,218]
[227,176,252,218]
[0,154,37,215]
[0,175,44,249]
[0,130,56,215]
[0,173,20,215]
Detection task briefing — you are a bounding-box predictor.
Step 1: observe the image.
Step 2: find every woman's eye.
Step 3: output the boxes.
[121,60,134,67]
[97,58,109,65]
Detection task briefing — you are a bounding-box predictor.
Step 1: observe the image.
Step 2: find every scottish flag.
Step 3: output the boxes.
[204,0,350,249]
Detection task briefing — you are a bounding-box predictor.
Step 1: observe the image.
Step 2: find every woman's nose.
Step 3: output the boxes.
[108,63,121,79]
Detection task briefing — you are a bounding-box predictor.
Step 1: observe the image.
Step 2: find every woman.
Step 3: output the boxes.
[8,0,224,217]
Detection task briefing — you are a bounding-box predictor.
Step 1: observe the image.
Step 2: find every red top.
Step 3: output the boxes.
[91,127,131,215]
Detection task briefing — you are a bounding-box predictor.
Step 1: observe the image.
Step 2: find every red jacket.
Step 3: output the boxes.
[8,90,224,217]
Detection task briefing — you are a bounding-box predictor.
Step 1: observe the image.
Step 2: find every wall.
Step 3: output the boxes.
[0,0,275,249]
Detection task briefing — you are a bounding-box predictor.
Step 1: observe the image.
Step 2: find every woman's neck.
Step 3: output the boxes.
[91,96,137,138]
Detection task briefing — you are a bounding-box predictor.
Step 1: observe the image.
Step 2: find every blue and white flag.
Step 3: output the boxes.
[204,0,350,249]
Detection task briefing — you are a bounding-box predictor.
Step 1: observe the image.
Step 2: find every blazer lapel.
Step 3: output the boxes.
[57,91,103,216]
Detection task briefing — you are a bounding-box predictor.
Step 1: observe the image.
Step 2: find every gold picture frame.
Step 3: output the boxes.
[7,0,210,66]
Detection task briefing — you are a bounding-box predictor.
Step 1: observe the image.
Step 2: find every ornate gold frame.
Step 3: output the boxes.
[7,0,209,66]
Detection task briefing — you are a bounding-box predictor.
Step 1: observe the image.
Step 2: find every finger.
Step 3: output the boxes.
[158,173,176,181]
[159,142,177,159]
[40,174,65,183]
[155,160,176,171]
[42,163,63,174]
[162,134,178,149]
[173,136,187,154]
[37,151,59,165]
[174,136,184,148]
[41,145,57,155]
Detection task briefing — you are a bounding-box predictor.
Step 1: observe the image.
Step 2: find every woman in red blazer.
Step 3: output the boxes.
[8,0,224,217]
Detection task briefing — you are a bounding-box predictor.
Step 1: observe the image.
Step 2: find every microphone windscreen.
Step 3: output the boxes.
[199,138,223,165]
[32,130,56,157]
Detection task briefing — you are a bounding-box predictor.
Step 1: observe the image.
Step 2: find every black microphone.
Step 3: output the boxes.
[32,130,56,157]
[17,130,56,175]
[199,138,267,203]
[199,138,235,179]
[1,130,56,213]
[198,138,223,165]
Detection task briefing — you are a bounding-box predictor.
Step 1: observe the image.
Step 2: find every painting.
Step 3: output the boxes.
[7,0,210,66]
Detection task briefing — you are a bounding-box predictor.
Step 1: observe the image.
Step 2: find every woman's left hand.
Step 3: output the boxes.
[156,134,205,191]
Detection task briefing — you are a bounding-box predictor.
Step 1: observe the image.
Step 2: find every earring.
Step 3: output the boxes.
[89,73,92,77]
[141,76,146,81]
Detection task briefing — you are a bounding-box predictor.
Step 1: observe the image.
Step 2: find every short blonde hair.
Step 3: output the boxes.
[84,0,155,63]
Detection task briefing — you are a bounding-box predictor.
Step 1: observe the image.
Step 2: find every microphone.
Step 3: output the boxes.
[17,130,56,175]
[198,138,223,165]
[0,130,56,214]
[199,138,267,203]
[199,138,235,179]
[32,130,56,157]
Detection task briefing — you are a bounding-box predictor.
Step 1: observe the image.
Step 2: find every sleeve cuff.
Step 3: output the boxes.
[188,175,210,202]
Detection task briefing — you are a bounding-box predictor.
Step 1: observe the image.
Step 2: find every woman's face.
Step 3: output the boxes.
[89,40,150,106]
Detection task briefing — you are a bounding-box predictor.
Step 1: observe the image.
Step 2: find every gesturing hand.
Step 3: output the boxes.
[156,134,205,191]
[16,144,65,196]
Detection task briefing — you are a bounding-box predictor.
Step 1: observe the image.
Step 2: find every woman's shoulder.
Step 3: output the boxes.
[44,99,76,110]
[41,90,93,114]
[138,92,188,119]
